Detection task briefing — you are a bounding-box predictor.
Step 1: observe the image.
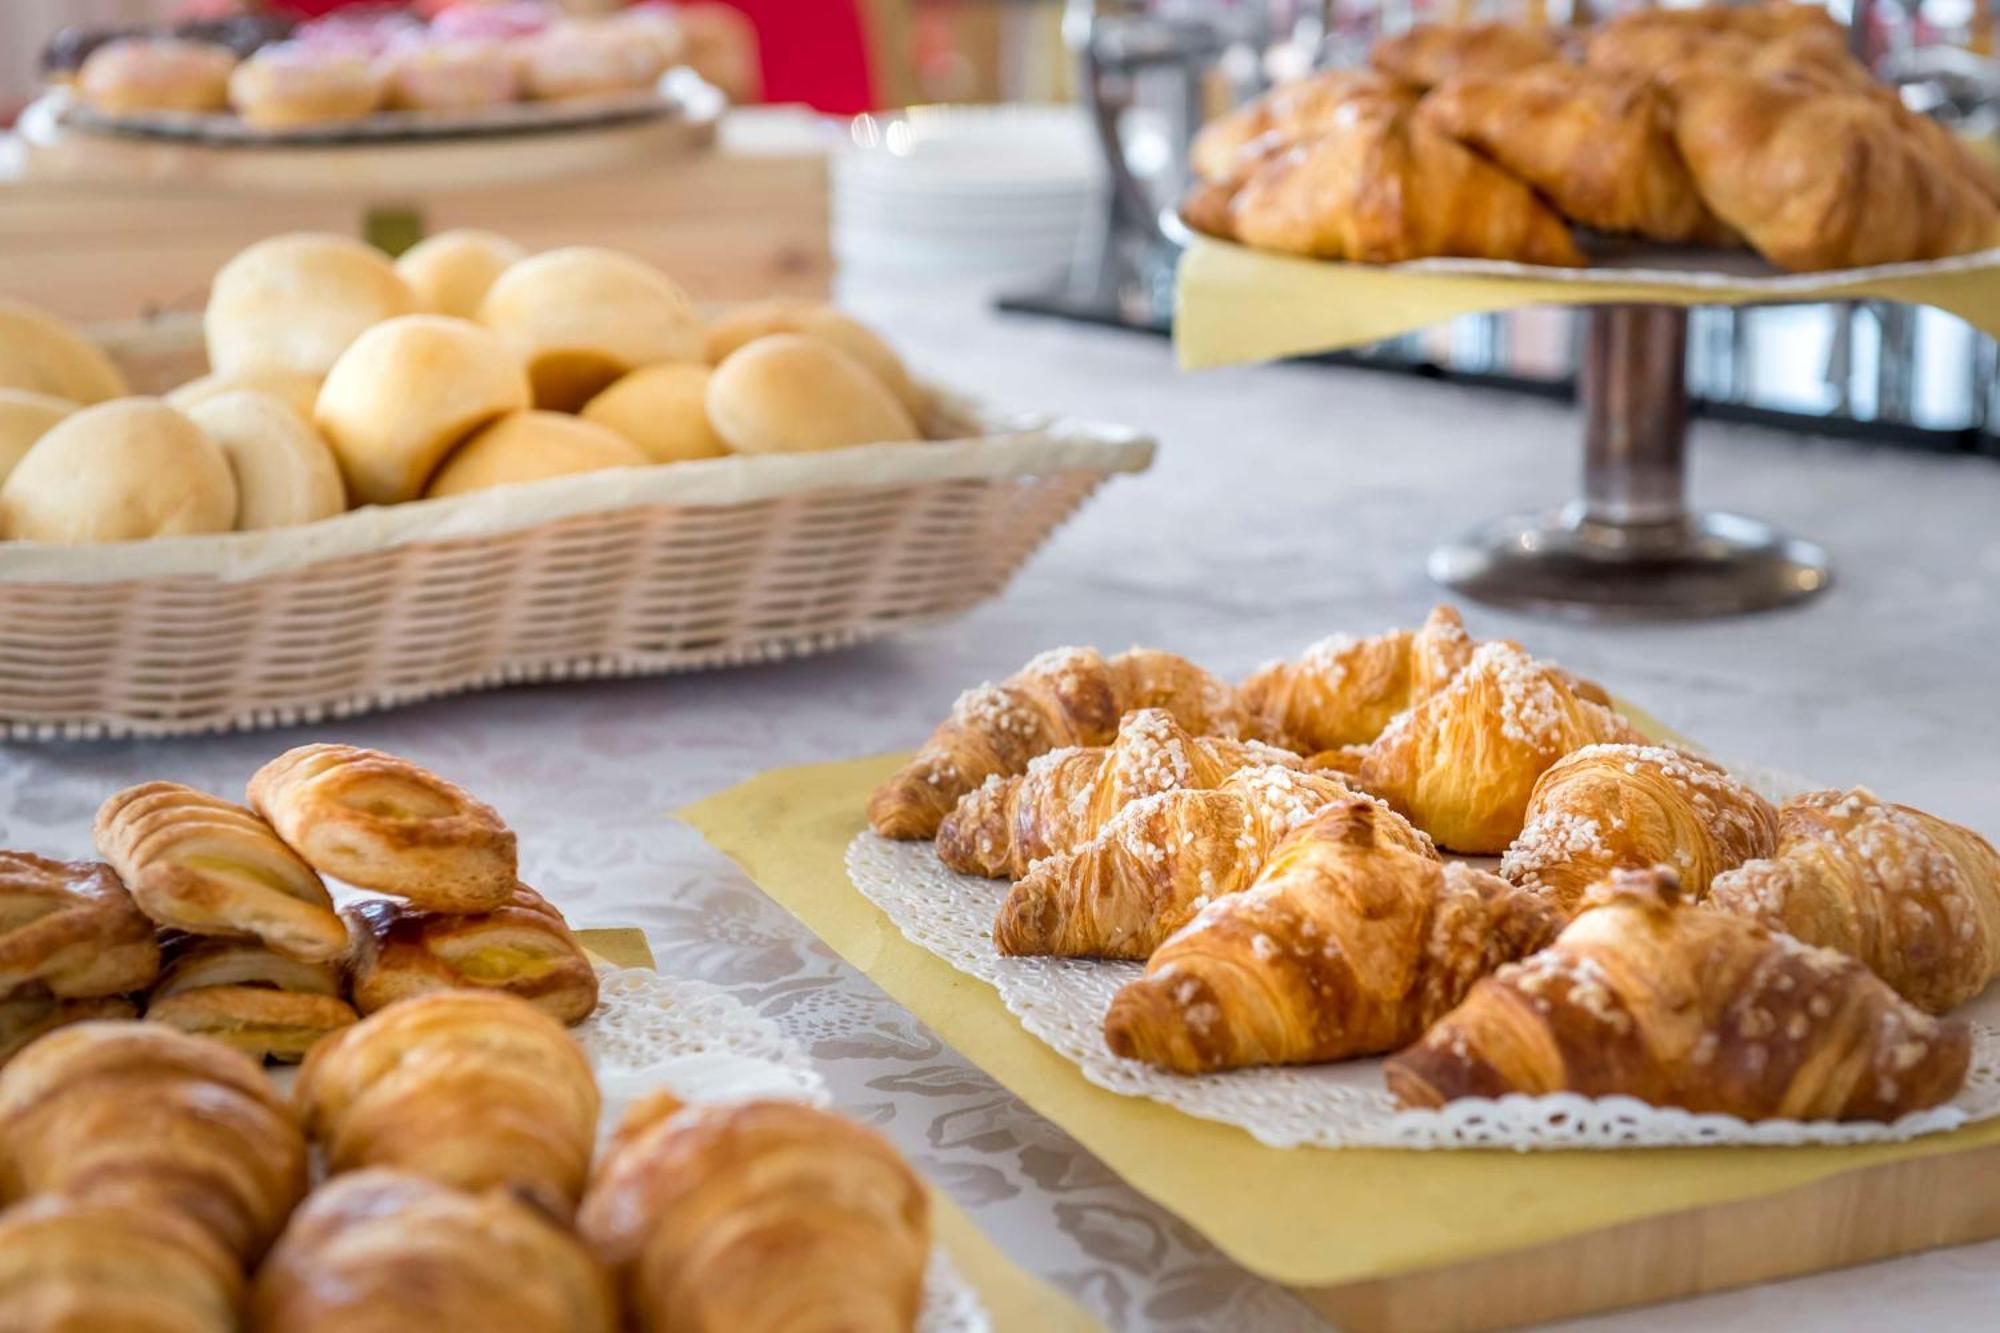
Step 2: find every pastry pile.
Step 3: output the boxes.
[0,742,597,1069]
[0,991,931,1332]
[0,232,929,545]
[1186,2,2000,271]
[873,604,1995,1123]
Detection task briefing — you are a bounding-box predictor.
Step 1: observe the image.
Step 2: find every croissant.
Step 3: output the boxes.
[295,989,600,1217]
[344,883,599,1025]
[1501,743,1778,915]
[251,1169,616,1333]
[1370,20,1565,89]
[248,744,518,911]
[144,933,357,1063]
[0,850,159,999]
[868,645,1247,841]
[1190,67,1418,183]
[993,766,1394,959]
[0,994,137,1066]
[95,781,346,964]
[0,1021,308,1261]
[1584,3,1860,87]
[1239,604,1475,753]
[1416,64,1728,246]
[1706,788,2000,1014]
[1357,640,1644,854]
[1387,867,1971,1122]
[935,708,1303,880]
[0,1195,243,1333]
[579,1094,930,1333]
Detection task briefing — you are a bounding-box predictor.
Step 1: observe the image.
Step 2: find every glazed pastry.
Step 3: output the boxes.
[0,1195,242,1333]
[0,850,158,1000]
[385,39,522,113]
[1706,788,2000,1014]
[425,410,648,497]
[0,389,75,485]
[394,228,527,319]
[936,708,1304,880]
[0,995,137,1067]
[1240,604,1475,752]
[185,390,347,530]
[204,233,418,380]
[868,645,1248,841]
[144,933,356,1063]
[705,335,920,454]
[0,399,238,544]
[994,766,1394,959]
[1190,68,1418,183]
[1104,798,1561,1073]
[1369,21,1564,89]
[1501,743,1778,915]
[579,1095,929,1333]
[247,744,518,911]
[78,38,236,115]
[228,43,385,131]
[704,300,928,420]
[295,990,599,1216]
[1416,64,1728,246]
[95,780,346,964]
[1357,640,1644,854]
[344,883,599,1025]
[1386,867,1972,1122]
[581,363,730,463]
[0,1021,308,1260]
[167,367,322,424]
[522,21,669,100]
[1584,2,1858,86]
[0,298,130,405]
[251,1169,615,1333]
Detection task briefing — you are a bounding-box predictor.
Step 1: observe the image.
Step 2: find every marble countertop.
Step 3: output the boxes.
[2,280,1996,1330]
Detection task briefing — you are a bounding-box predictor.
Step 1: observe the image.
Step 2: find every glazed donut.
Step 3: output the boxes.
[385,39,522,114]
[432,2,554,44]
[521,22,667,101]
[77,38,236,116]
[228,42,385,131]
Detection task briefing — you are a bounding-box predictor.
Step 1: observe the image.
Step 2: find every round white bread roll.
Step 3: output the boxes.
[0,390,76,486]
[478,247,703,411]
[706,335,920,455]
[78,38,236,115]
[167,368,322,423]
[704,300,926,419]
[0,300,130,405]
[205,233,419,380]
[395,230,528,320]
[579,364,726,463]
[186,390,346,531]
[228,44,386,131]
[425,411,648,497]
[0,399,237,544]
[315,315,530,506]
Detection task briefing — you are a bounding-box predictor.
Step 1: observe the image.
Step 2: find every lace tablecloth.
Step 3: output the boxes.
[1,283,1997,1330]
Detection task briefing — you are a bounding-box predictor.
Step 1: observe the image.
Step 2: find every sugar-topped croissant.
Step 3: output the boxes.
[0,850,159,1000]
[579,1094,930,1333]
[1387,867,1971,1122]
[1358,640,1644,854]
[1706,788,2000,1014]
[1239,604,1475,753]
[869,646,1247,841]
[1190,67,1418,183]
[1103,797,1560,1074]
[935,708,1302,880]
[143,933,357,1064]
[1370,20,1565,89]
[0,1195,243,1333]
[1501,743,1778,915]
[993,766,1385,960]
[344,883,599,1025]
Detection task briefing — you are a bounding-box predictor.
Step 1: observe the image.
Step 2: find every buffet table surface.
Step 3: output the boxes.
[3,279,1997,1331]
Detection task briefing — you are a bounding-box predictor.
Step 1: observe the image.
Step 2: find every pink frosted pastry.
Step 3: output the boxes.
[432,2,555,43]
[229,41,385,130]
[385,38,521,113]
[520,22,667,101]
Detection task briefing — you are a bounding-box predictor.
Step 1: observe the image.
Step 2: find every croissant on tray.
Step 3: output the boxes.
[1370,20,1565,89]
[935,708,1302,880]
[1239,604,1475,753]
[1190,67,1418,183]
[1584,2,1860,86]
[1501,742,1778,915]
[1103,796,1561,1075]
[1706,787,2000,1014]
[869,645,1247,841]
[0,1194,244,1333]
[1387,867,1971,1121]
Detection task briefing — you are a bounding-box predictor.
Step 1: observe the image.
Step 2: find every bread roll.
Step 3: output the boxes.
[185,391,346,530]
[0,299,130,405]
[580,364,727,463]
[478,247,703,410]
[228,43,385,131]
[78,37,236,115]
[705,300,926,419]
[167,368,322,423]
[205,233,418,380]
[395,229,528,319]
[426,411,648,497]
[0,399,237,544]
[0,389,76,486]
[315,315,531,506]
[706,335,920,455]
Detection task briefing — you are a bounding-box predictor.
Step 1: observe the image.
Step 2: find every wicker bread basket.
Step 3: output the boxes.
[0,320,1153,739]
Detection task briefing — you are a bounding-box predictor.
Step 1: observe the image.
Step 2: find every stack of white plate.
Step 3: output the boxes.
[835,104,1106,284]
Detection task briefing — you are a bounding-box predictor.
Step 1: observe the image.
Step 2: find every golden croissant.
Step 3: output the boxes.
[868,645,1247,841]
[1501,742,1778,915]
[1706,788,2000,1014]
[1370,20,1565,89]
[1357,640,1644,854]
[1104,797,1561,1074]
[1239,604,1475,753]
[1388,867,1971,1122]
[993,766,1391,960]
[0,1194,244,1333]
[344,882,599,1025]
[1190,67,1418,183]
[579,1094,930,1333]
[0,850,159,1000]
[934,707,1302,880]
[1584,2,1860,87]
[143,933,357,1064]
